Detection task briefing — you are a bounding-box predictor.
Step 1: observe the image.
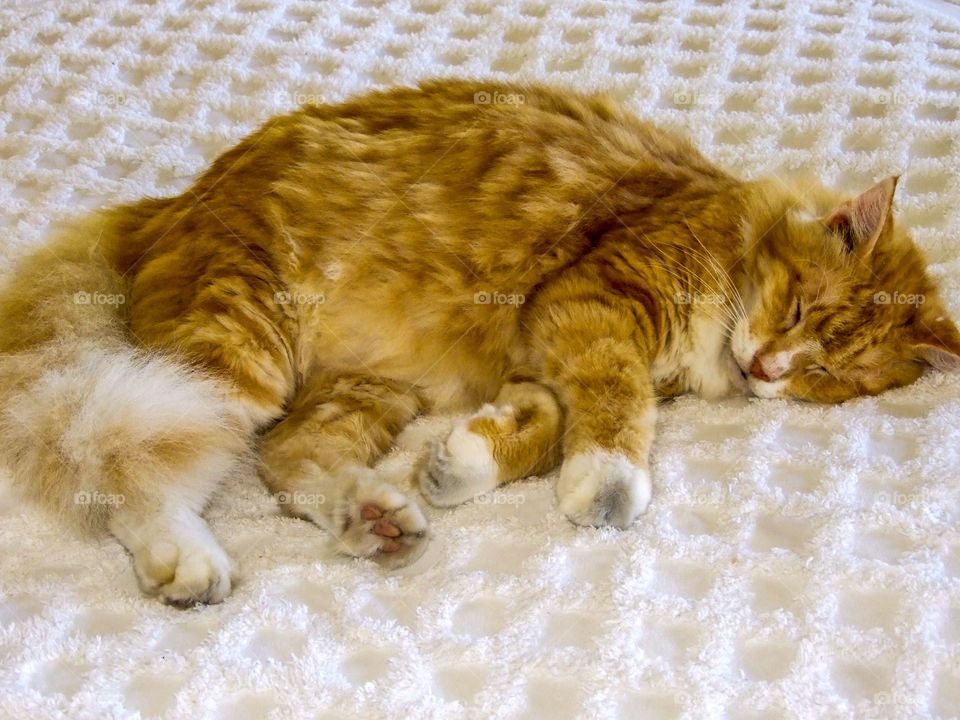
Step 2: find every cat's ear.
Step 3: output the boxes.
[824,176,898,257]
[914,312,960,372]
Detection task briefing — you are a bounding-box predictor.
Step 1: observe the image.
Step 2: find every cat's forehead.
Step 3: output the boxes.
[774,211,837,259]
[789,207,822,224]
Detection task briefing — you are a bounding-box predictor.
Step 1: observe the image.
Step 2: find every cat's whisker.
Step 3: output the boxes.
[646,256,738,334]
[681,227,745,318]
[673,235,748,327]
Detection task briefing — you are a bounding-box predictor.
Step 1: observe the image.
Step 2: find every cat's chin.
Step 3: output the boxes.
[747,377,787,399]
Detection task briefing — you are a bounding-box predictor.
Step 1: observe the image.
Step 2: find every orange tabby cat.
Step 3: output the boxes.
[1,80,957,605]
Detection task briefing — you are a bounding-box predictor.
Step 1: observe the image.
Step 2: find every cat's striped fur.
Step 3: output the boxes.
[1,81,956,604]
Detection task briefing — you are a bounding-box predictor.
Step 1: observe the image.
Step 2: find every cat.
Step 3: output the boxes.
[0,80,957,605]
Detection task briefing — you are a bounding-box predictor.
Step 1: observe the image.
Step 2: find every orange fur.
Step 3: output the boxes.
[1,80,957,602]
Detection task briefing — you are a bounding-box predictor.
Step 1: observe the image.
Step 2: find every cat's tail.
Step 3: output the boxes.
[0,212,246,531]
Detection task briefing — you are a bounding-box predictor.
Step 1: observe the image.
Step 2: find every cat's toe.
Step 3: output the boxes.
[132,536,236,607]
[557,450,651,528]
[338,480,429,569]
[417,421,499,507]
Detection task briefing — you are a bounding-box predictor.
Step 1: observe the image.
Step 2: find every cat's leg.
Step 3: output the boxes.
[110,490,240,608]
[531,303,658,529]
[101,359,266,606]
[259,373,429,568]
[108,254,295,604]
[418,381,563,507]
[0,344,257,606]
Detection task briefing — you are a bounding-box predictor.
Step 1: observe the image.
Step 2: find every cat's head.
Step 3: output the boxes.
[731,175,960,402]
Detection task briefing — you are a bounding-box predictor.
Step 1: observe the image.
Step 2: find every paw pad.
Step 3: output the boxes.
[337,483,429,568]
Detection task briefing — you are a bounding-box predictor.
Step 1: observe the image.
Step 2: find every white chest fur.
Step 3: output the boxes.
[651,308,746,399]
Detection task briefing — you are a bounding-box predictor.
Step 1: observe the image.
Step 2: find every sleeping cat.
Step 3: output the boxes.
[1,80,957,605]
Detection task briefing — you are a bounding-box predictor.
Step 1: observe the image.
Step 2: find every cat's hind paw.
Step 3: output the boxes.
[336,478,429,569]
[557,450,651,528]
[417,416,500,507]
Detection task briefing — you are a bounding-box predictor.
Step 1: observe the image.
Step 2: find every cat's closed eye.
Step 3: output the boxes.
[783,297,802,330]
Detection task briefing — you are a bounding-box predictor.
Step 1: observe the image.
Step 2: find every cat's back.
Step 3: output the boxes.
[293,79,709,177]
[274,80,722,279]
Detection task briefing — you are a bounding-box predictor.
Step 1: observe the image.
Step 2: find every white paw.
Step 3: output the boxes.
[335,474,429,569]
[112,510,236,607]
[418,412,500,507]
[557,450,651,528]
[748,377,787,398]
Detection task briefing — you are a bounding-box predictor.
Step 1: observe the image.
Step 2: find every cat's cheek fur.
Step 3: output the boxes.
[557,450,652,529]
[731,317,761,372]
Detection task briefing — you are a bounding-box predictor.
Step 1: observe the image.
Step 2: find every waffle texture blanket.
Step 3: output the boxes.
[1,0,960,718]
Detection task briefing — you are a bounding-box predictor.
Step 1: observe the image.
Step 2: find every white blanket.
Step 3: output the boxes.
[1,0,959,718]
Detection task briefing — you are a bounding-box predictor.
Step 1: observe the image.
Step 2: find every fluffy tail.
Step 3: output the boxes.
[0,212,246,531]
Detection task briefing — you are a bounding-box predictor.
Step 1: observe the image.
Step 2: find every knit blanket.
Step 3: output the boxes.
[1,0,959,718]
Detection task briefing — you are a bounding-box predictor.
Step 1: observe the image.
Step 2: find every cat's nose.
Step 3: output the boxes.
[749,355,773,382]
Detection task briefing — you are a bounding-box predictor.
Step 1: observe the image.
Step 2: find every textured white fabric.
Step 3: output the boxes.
[2,0,960,718]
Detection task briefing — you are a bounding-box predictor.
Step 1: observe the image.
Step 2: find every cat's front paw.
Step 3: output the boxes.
[115,513,237,607]
[417,414,500,507]
[556,450,651,528]
[336,477,429,569]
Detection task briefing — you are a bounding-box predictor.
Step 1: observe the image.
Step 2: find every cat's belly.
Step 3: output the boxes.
[295,298,514,414]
